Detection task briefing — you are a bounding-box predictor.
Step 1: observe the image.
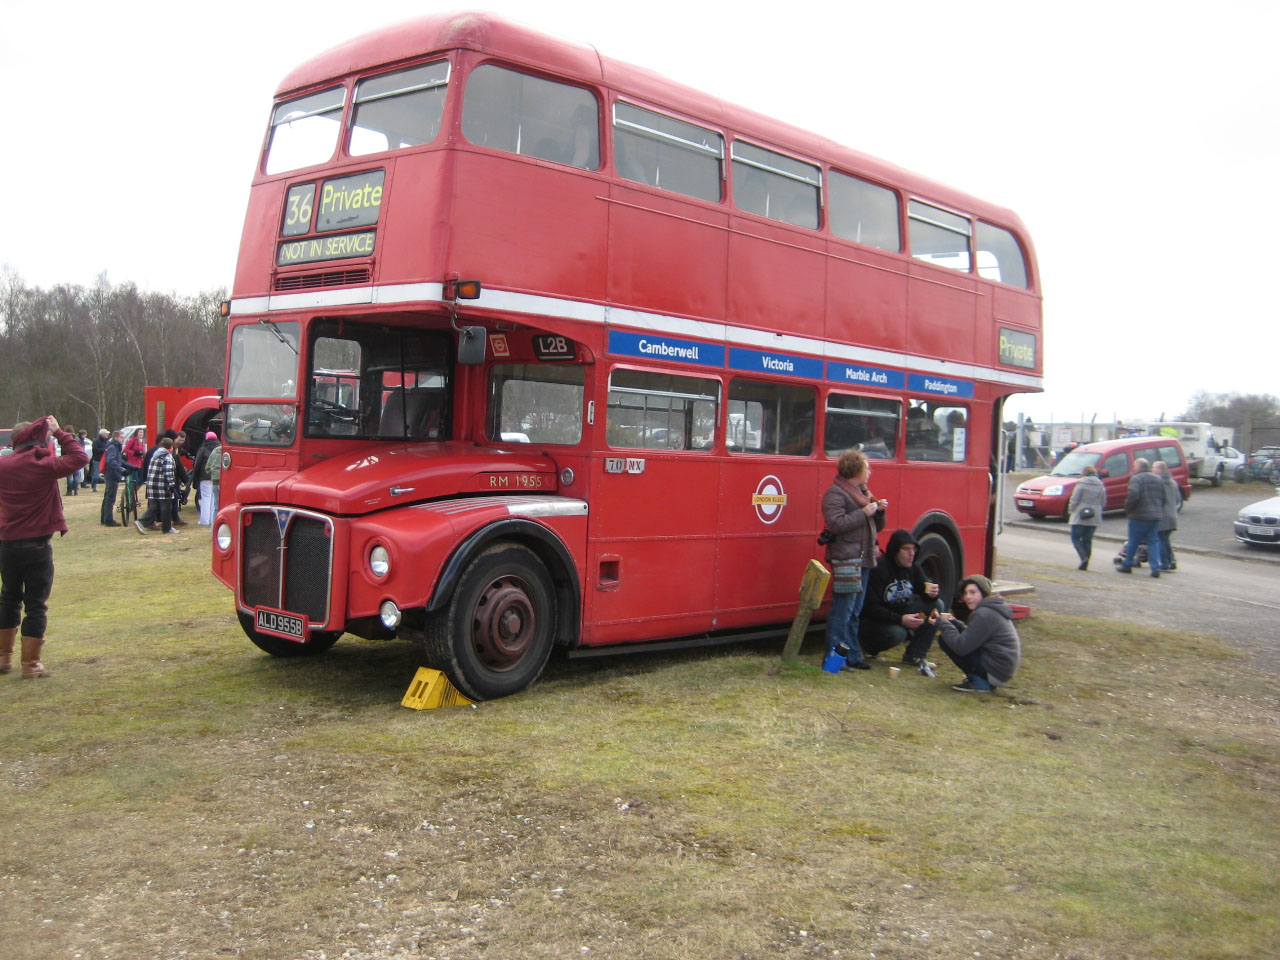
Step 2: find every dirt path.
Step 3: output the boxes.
[996,525,1280,675]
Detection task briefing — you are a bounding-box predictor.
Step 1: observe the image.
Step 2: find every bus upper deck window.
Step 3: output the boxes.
[462,65,599,170]
[908,200,972,272]
[731,142,821,229]
[829,170,900,252]
[613,102,723,202]
[350,61,450,156]
[265,87,345,175]
[976,222,1029,288]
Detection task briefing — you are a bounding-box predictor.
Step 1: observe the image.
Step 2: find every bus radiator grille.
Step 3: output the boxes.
[274,268,371,291]
[240,512,332,625]
[241,516,282,612]
[282,516,332,623]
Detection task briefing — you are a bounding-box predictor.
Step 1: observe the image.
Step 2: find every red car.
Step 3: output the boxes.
[1014,435,1191,520]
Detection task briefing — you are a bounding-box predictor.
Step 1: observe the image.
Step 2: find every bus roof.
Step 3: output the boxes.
[275,11,1029,235]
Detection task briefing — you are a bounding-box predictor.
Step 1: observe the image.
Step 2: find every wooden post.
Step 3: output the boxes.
[781,559,830,662]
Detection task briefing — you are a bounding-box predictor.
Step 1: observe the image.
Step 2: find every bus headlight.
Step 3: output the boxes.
[370,545,390,577]
[379,600,402,629]
[216,523,232,551]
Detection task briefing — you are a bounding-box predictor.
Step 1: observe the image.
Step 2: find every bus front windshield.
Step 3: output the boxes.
[305,320,450,440]
[226,320,301,446]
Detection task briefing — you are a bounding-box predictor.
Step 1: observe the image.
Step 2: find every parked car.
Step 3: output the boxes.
[1014,435,1192,520]
[1234,490,1280,546]
[1217,446,1247,483]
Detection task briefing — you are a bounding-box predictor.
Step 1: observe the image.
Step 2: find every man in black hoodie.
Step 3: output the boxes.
[859,528,944,667]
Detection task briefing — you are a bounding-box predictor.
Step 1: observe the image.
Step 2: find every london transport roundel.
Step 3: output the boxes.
[752,475,787,524]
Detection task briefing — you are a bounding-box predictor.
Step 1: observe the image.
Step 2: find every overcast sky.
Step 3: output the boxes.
[3,0,1276,424]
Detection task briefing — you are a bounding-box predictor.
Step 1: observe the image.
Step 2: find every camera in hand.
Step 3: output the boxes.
[817,529,833,546]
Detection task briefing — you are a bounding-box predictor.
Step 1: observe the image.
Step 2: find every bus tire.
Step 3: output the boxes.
[425,543,555,701]
[914,531,959,607]
[237,610,341,658]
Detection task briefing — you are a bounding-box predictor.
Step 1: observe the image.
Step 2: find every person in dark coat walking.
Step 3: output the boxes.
[89,428,108,492]
[1117,458,1165,578]
[1152,460,1181,572]
[100,431,124,526]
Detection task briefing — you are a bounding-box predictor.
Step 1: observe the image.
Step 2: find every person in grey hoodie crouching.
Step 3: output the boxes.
[934,574,1021,693]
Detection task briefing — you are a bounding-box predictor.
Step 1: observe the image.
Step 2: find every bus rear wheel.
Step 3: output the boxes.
[236,610,341,658]
[914,531,959,608]
[426,543,556,701]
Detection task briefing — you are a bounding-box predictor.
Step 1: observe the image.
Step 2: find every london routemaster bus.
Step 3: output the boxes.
[214,12,1043,699]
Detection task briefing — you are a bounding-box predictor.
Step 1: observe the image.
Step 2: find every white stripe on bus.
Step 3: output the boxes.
[230,282,1042,390]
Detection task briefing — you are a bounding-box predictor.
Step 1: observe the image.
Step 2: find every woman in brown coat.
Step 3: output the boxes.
[821,449,887,670]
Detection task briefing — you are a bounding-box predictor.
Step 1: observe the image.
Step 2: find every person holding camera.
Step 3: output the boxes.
[820,449,886,671]
[0,415,89,678]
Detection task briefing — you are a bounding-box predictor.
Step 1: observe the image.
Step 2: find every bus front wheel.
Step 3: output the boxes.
[426,543,556,701]
[237,610,341,658]
[914,531,959,608]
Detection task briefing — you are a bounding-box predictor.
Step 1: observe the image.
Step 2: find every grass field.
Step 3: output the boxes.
[1,492,1277,959]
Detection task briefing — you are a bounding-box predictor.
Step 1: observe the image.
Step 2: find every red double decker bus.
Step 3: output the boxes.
[213,12,1042,699]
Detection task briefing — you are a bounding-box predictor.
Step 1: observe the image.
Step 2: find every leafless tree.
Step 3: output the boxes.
[0,271,227,432]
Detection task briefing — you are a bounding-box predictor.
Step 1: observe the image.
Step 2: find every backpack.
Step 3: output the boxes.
[207,445,222,482]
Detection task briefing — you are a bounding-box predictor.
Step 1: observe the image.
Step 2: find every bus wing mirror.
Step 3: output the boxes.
[457,326,487,365]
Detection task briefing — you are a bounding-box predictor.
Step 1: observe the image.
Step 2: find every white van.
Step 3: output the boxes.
[1146,421,1232,486]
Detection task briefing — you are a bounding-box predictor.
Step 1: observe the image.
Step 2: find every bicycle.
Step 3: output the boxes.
[118,473,140,530]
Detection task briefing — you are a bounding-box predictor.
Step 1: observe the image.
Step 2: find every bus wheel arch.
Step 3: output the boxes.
[425,541,558,700]
[424,520,581,700]
[428,518,580,647]
[911,513,963,607]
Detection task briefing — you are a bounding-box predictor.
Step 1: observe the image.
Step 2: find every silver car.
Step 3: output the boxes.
[1234,490,1280,546]
[1218,445,1247,482]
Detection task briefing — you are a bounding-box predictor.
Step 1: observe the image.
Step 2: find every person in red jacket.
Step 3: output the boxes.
[0,416,89,678]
